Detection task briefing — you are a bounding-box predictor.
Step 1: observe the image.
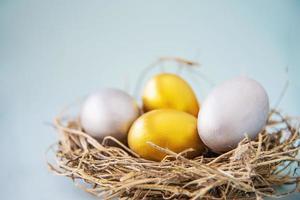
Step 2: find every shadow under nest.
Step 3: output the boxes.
[48,110,300,200]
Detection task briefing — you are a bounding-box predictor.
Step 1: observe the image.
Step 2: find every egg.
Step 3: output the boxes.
[80,88,140,142]
[142,73,199,116]
[128,109,205,161]
[198,76,269,153]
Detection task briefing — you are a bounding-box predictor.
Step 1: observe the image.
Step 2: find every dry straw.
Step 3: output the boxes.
[47,58,300,199]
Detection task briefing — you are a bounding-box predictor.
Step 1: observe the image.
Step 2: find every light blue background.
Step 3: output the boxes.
[0,0,299,199]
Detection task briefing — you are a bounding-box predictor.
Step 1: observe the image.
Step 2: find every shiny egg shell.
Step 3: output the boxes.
[80,88,140,142]
[198,76,269,153]
[142,73,200,116]
[128,109,205,161]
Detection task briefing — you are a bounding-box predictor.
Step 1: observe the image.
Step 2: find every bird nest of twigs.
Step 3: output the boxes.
[47,109,300,200]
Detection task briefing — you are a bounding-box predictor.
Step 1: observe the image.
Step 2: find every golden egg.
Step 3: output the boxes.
[128,109,205,161]
[142,73,199,116]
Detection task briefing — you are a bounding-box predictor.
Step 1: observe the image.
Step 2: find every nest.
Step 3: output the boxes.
[48,57,300,199]
[48,110,300,200]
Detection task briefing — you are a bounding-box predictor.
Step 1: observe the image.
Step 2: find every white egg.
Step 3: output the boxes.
[198,76,269,153]
[80,88,140,142]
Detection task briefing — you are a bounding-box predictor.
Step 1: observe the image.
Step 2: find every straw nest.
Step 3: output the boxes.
[48,109,300,200]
